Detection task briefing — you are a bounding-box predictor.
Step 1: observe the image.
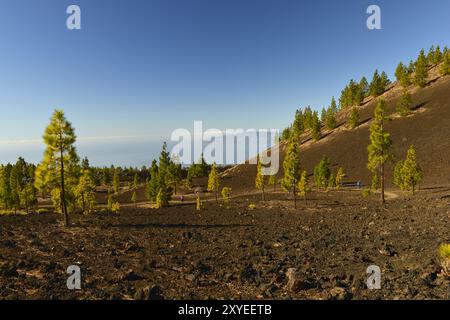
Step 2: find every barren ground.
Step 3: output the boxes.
[1,186,449,300]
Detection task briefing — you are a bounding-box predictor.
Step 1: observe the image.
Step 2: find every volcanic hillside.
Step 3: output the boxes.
[222,64,450,193]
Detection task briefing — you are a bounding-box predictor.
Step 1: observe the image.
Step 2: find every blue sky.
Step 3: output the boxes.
[0,0,449,166]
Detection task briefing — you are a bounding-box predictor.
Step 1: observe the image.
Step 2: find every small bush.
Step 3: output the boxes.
[36,208,49,214]
[439,243,450,277]
[221,187,232,203]
[362,188,372,198]
[248,203,256,210]
[111,202,121,213]
[439,244,450,258]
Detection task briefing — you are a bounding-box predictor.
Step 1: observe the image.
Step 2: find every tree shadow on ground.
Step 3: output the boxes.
[109,223,254,229]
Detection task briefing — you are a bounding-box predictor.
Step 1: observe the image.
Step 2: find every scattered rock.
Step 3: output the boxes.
[134,285,164,300]
[285,268,317,292]
[329,287,351,300]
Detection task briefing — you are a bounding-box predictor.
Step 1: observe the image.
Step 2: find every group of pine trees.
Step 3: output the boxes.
[281,45,449,145]
[0,158,37,213]
[145,142,183,208]
[367,99,423,203]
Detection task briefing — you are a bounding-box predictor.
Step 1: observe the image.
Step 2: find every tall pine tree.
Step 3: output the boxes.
[37,110,79,226]
[367,99,393,204]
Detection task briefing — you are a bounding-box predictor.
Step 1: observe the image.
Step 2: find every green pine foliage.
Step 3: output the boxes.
[255,156,266,201]
[367,99,393,204]
[146,160,159,201]
[396,90,412,116]
[207,162,221,203]
[313,156,331,189]
[395,62,411,87]
[335,167,345,190]
[347,107,360,129]
[369,70,389,97]
[36,110,79,226]
[282,137,301,208]
[414,49,429,87]
[311,111,321,141]
[0,158,37,214]
[221,187,231,204]
[297,170,309,203]
[393,145,423,194]
[75,163,96,214]
[440,52,450,76]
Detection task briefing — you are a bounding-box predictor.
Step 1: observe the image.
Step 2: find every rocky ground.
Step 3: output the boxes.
[0,186,449,300]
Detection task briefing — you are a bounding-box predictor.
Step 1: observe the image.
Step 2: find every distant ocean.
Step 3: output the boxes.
[0,133,274,168]
[0,138,167,168]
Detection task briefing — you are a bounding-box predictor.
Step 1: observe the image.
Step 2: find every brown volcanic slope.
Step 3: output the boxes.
[222,68,450,193]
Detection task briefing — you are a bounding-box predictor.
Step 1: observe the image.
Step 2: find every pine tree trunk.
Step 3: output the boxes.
[262,186,265,201]
[81,193,85,213]
[293,186,297,209]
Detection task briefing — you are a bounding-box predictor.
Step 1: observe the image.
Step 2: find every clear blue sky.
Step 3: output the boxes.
[1,0,449,166]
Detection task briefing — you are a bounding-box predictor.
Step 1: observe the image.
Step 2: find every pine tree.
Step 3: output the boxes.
[311,111,321,141]
[414,49,429,87]
[327,173,336,191]
[380,71,390,91]
[320,107,327,123]
[325,108,337,130]
[330,97,338,113]
[146,160,159,201]
[207,162,220,204]
[369,70,382,97]
[434,45,443,64]
[0,165,11,210]
[158,142,171,183]
[268,173,277,191]
[255,156,266,201]
[282,138,301,208]
[131,172,138,207]
[367,99,393,204]
[75,166,96,214]
[335,167,345,190]
[9,166,20,213]
[407,60,415,74]
[359,77,369,98]
[297,170,308,204]
[313,156,331,190]
[167,160,182,195]
[393,145,423,194]
[221,187,231,204]
[37,110,79,226]
[156,179,170,208]
[348,107,360,129]
[395,62,411,87]
[427,45,435,65]
[440,52,450,76]
[396,90,412,116]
